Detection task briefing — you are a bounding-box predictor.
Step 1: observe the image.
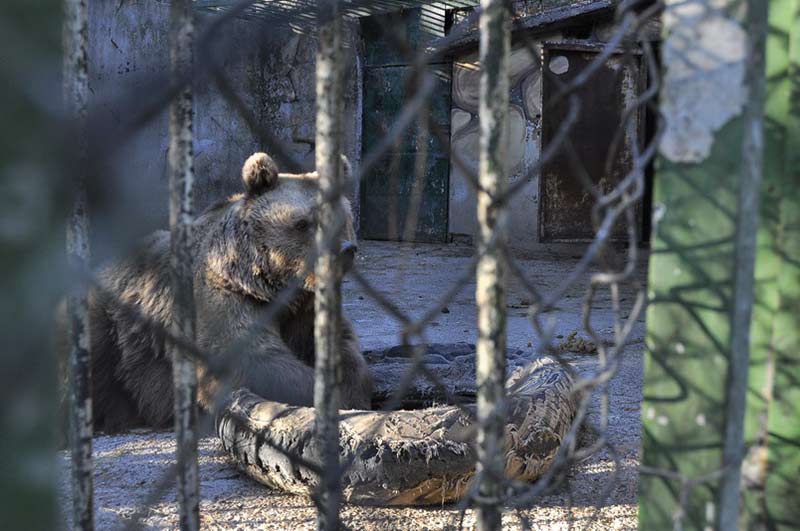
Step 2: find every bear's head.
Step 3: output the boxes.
[202,152,357,303]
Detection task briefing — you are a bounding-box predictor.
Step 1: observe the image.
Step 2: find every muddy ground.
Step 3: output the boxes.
[58,241,648,530]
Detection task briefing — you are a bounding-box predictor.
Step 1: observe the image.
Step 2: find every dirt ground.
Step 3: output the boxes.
[58,241,647,530]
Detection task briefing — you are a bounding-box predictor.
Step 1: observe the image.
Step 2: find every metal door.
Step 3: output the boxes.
[360,9,451,243]
[539,42,645,242]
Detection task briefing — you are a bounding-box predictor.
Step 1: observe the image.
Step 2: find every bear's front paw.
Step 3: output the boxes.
[341,370,374,410]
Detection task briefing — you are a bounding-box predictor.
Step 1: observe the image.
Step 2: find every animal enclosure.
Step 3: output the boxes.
[18,0,794,530]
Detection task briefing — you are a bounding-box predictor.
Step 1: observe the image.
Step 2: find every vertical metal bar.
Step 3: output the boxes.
[168,1,199,530]
[63,0,93,529]
[476,1,510,530]
[314,2,344,530]
[717,0,768,527]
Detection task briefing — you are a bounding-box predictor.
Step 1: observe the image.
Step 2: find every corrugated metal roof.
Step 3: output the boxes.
[193,0,478,25]
[192,1,626,54]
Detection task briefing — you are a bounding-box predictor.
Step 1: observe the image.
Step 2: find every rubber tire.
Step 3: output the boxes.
[216,356,576,506]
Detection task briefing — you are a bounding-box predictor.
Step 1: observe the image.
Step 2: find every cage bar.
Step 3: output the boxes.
[314,1,345,530]
[63,0,94,528]
[168,1,200,530]
[718,0,767,527]
[475,0,510,529]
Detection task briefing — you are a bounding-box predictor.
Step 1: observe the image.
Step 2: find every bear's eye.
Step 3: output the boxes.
[294,219,311,232]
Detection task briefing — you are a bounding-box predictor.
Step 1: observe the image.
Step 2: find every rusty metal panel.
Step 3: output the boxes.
[360,8,448,67]
[539,42,645,242]
[360,60,451,243]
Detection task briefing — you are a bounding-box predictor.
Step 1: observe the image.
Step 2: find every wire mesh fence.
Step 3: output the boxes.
[47,0,787,530]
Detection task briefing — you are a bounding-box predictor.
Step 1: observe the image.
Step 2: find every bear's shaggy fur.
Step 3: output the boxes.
[85,153,373,433]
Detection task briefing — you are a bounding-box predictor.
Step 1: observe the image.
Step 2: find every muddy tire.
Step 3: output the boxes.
[216,355,576,506]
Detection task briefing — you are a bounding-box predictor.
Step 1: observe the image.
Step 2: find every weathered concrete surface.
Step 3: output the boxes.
[448,41,549,252]
[87,1,362,262]
[347,242,646,355]
[58,241,645,530]
[88,3,637,258]
[658,1,747,163]
[446,13,654,252]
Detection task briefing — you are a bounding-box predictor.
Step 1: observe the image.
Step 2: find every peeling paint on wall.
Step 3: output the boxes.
[659,2,747,163]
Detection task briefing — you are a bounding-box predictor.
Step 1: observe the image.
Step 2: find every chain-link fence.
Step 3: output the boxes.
[44,0,794,530]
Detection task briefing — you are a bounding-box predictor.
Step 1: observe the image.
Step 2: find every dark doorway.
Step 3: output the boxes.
[359,9,452,243]
[539,42,647,243]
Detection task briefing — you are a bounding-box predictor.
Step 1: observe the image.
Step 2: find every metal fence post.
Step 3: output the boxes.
[169,1,200,529]
[63,0,93,529]
[753,2,800,525]
[718,0,767,527]
[314,1,344,530]
[476,1,510,529]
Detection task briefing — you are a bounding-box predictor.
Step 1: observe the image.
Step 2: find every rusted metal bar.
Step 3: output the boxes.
[168,1,200,530]
[314,1,344,530]
[475,0,510,529]
[717,0,768,527]
[63,0,93,529]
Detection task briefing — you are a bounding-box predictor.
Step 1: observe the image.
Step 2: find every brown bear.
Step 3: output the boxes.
[83,152,373,433]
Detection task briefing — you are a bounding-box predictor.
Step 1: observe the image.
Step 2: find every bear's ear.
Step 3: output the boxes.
[242,152,278,196]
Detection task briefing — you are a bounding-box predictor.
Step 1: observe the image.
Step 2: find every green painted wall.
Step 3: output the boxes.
[639,1,800,529]
[359,9,452,243]
[751,0,800,525]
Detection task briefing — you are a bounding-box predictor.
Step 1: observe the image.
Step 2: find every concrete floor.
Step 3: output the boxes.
[58,241,648,530]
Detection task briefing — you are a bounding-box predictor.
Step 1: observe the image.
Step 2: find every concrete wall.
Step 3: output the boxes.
[446,17,639,253]
[448,38,555,252]
[86,2,635,257]
[87,1,361,260]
